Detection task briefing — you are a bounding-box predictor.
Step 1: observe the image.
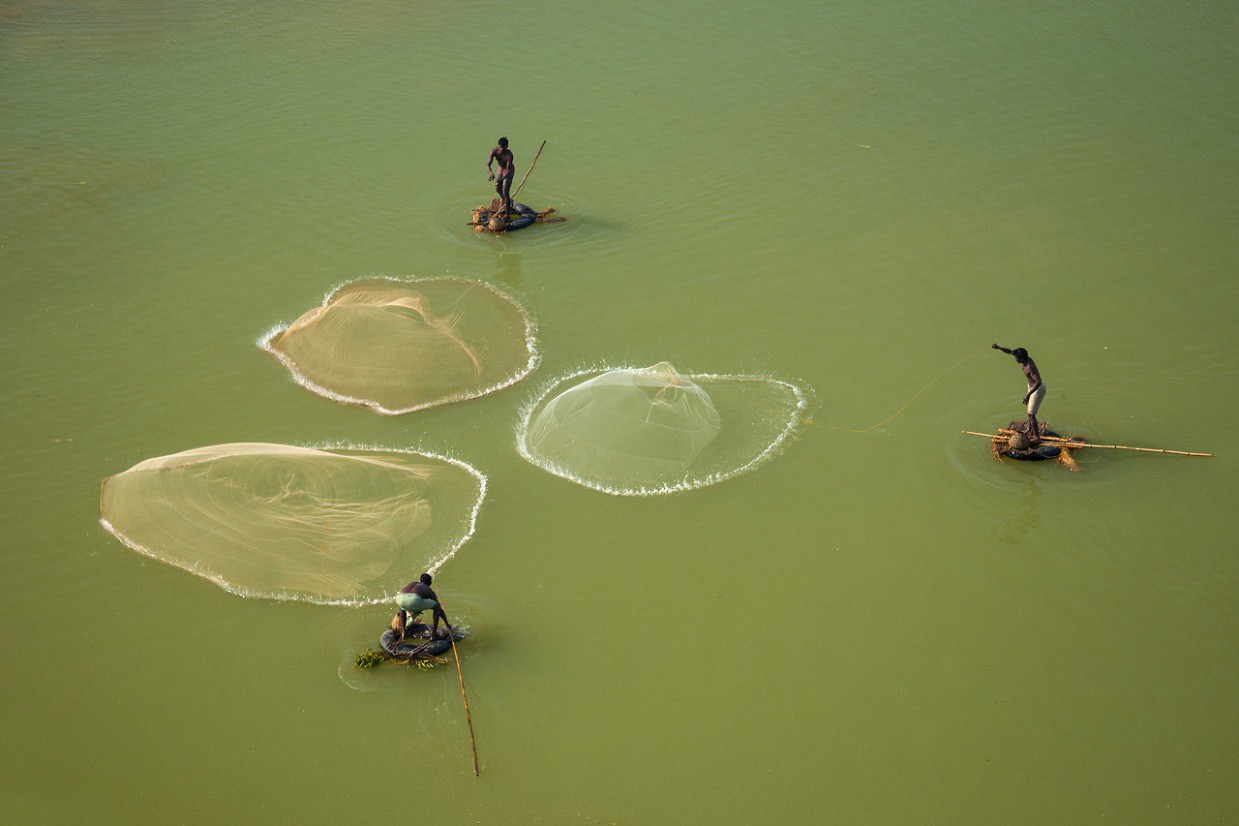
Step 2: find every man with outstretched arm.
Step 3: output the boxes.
[992,344,1046,444]
[395,573,453,641]
[486,136,515,214]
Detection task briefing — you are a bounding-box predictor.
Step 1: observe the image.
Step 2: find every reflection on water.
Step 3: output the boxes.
[997,478,1042,548]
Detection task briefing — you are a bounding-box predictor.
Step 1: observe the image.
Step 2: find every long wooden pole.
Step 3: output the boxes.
[961,430,1213,457]
[994,429,1213,456]
[448,632,480,776]
[510,139,546,201]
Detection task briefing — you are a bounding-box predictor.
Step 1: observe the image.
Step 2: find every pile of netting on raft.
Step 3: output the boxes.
[261,277,537,414]
[471,198,565,233]
[99,443,485,604]
[518,361,812,495]
[990,420,1084,471]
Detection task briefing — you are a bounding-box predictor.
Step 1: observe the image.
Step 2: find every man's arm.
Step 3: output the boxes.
[422,585,451,626]
[992,343,1013,354]
[486,148,497,180]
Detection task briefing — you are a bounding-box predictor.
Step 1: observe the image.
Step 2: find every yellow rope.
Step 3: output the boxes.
[828,348,987,434]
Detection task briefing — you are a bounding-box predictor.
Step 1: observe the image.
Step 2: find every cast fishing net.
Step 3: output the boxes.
[99,443,485,604]
[518,362,813,495]
[261,277,537,414]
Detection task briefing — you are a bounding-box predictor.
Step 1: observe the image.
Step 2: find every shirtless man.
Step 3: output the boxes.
[394,573,453,641]
[486,137,515,214]
[992,344,1045,444]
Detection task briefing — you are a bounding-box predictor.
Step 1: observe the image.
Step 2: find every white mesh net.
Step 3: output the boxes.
[524,362,721,485]
[261,277,537,414]
[519,363,811,495]
[99,443,485,604]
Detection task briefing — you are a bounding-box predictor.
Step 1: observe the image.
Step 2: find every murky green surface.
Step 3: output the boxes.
[2,1,1236,822]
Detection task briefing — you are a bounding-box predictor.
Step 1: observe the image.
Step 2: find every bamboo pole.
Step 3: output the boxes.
[448,631,480,777]
[510,139,546,201]
[995,429,1212,456]
[961,430,1213,457]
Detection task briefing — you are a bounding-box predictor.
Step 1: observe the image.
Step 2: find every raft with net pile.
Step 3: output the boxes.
[962,421,1213,472]
[380,621,468,661]
[471,199,566,234]
[972,420,1087,471]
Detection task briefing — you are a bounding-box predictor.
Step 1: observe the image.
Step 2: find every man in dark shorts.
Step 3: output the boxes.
[487,136,515,214]
[992,343,1046,444]
[394,573,453,641]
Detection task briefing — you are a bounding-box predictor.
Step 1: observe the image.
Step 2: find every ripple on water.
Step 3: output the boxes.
[335,598,493,707]
[946,397,1135,505]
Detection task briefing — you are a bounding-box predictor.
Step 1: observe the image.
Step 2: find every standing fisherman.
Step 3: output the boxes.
[395,573,453,641]
[487,137,515,215]
[992,344,1046,444]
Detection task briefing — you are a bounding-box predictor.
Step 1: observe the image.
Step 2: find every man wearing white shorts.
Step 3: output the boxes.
[992,344,1046,445]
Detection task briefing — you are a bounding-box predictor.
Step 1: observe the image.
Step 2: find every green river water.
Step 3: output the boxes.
[2,1,1236,822]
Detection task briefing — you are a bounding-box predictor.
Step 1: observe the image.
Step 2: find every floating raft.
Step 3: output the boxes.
[471,198,566,234]
[380,621,468,661]
[962,420,1213,472]
[979,421,1084,471]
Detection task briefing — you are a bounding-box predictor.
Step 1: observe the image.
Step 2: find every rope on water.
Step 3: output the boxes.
[829,347,988,434]
[511,140,546,201]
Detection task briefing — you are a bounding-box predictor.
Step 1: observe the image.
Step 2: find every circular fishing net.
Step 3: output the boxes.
[99,444,485,604]
[518,363,812,495]
[261,277,537,414]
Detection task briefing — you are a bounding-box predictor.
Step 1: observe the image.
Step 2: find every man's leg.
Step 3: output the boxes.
[501,175,514,213]
[1026,386,1045,444]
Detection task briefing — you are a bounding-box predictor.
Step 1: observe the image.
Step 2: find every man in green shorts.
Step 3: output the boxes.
[395,573,453,641]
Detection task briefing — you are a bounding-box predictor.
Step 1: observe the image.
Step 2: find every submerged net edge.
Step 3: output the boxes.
[514,365,818,496]
[98,444,489,605]
[256,275,540,415]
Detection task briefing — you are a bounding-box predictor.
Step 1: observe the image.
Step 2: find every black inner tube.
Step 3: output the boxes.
[380,623,467,659]
[506,203,537,230]
[1004,430,1063,461]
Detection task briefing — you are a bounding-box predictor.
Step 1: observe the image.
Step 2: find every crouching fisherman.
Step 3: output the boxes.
[395,573,453,641]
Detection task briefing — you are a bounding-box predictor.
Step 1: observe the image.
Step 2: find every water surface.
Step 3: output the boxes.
[2,1,1236,822]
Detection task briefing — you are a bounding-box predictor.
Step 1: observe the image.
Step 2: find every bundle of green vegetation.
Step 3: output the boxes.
[354,647,447,670]
[354,648,389,669]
